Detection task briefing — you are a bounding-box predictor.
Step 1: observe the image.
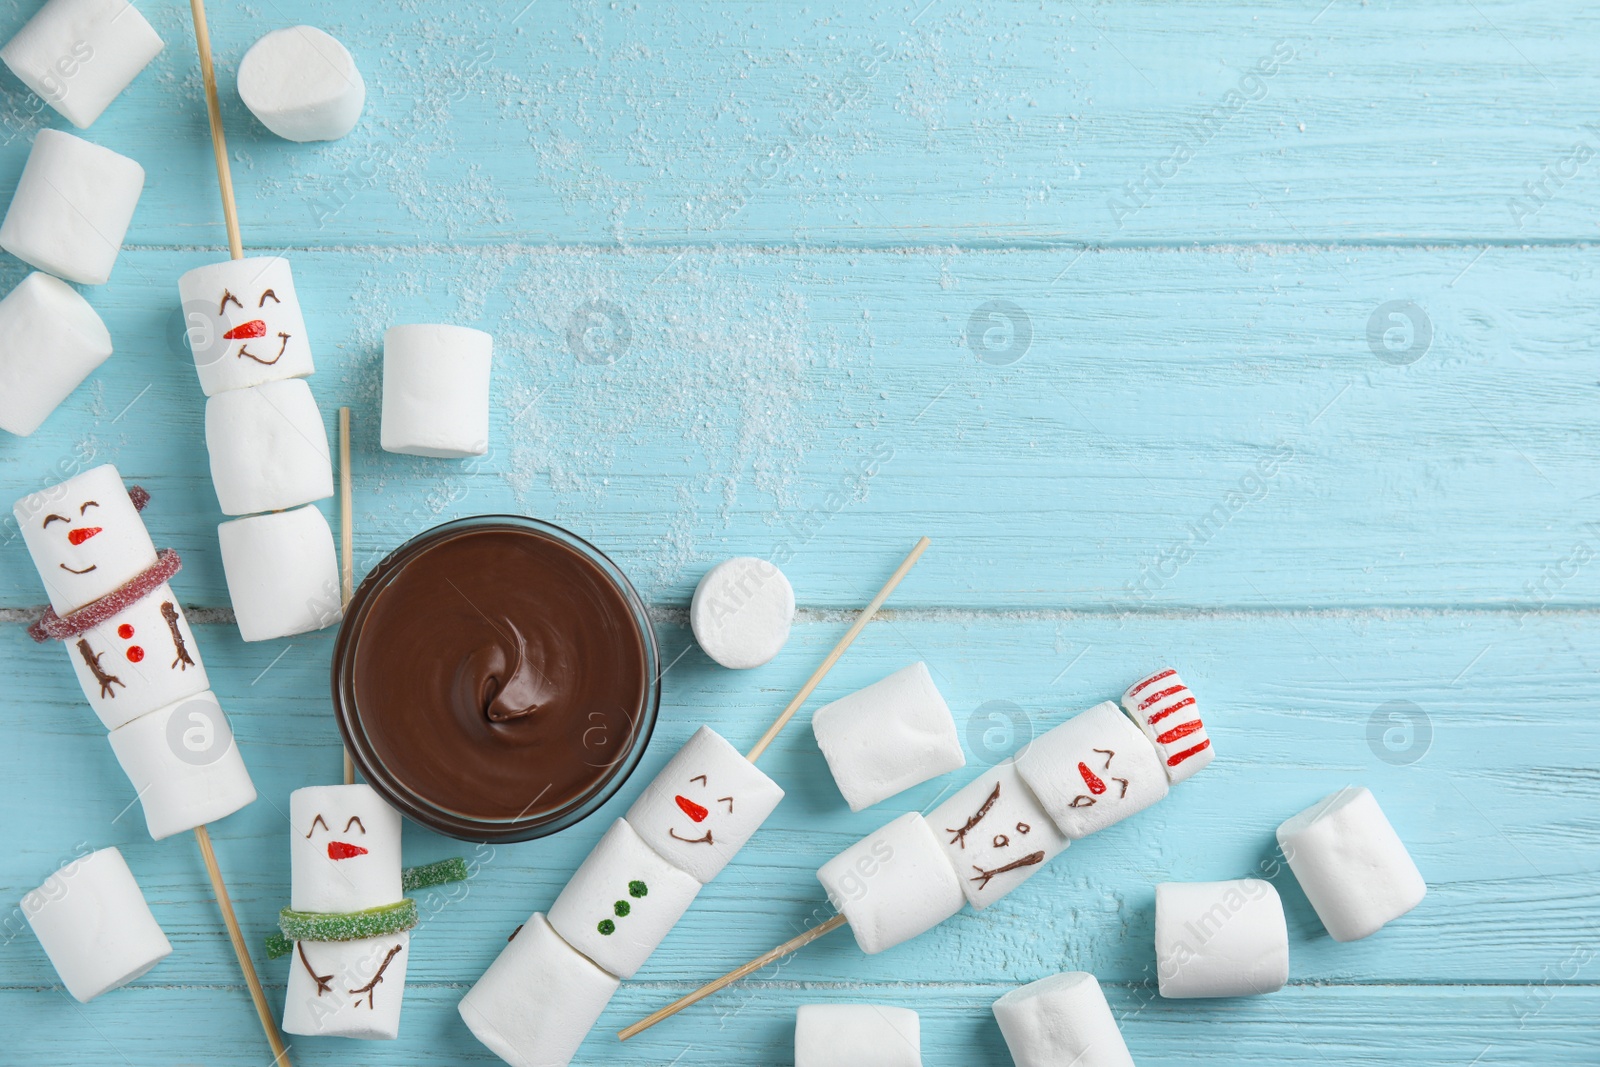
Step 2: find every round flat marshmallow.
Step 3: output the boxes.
[1015,701,1169,840]
[15,463,156,616]
[1276,786,1426,942]
[812,662,965,812]
[0,128,143,284]
[0,0,164,129]
[1155,879,1289,998]
[177,256,314,396]
[817,812,966,956]
[107,691,257,839]
[217,505,342,642]
[290,784,403,914]
[205,378,333,515]
[795,1004,922,1067]
[689,557,794,669]
[380,323,494,458]
[1121,666,1215,784]
[283,932,409,1040]
[22,847,171,1002]
[459,913,620,1067]
[0,272,113,437]
[992,971,1134,1067]
[237,26,364,142]
[64,582,209,730]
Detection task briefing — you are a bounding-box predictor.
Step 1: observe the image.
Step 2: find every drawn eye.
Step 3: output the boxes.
[79,501,98,515]
[219,290,243,314]
[993,833,1010,848]
[258,288,280,307]
[689,774,707,787]
[718,796,735,812]
[42,513,69,527]
[304,814,329,837]
[344,816,366,834]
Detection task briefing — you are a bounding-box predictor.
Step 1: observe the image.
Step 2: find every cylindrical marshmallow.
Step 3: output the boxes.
[217,505,342,642]
[177,256,314,396]
[64,581,209,730]
[795,1004,922,1067]
[1014,701,1169,840]
[1121,667,1214,784]
[237,26,364,142]
[0,272,113,437]
[0,128,143,284]
[1276,786,1426,942]
[992,971,1134,1067]
[0,0,164,128]
[459,913,620,1067]
[546,818,701,979]
[22,847,171,1002]
[624,724,786,884]
[283,932,409,1040]
[689,556,795,669]
[15,463,156,615]
[1155,879,1289,998]
[380,323,493,458]
[816,812,966,956]
[927,758,1068,910]
[106,691,257,839]
[290,784,403,913]
[205,379,333,515]
[811,662,966,812]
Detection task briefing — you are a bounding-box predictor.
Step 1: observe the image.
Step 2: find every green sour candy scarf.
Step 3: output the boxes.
[264,857,469,959]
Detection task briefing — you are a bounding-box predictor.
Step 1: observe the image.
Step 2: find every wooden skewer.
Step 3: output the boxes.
[194,825,293,1065]
[188,0,242,261]
[745,536,930,763]
[618,913,848,1041]
[339,407,355,786]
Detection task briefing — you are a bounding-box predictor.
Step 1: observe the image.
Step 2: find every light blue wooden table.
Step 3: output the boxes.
[1,1,1597,1063]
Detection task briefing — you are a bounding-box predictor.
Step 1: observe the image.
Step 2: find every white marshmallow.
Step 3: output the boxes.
[816,812,965,956]
[1155,879,1289,998]
[1276,786,1426,942]
[795,1004,922,1067]
[459,913,620,1067]
[290,784,403,914]
[1121,668,1214,784]
[237,26,364,142]
[283,932,409,1040]
[1014,701,1168,840]
[0,0,163,129]
[547,818,701,979]
[689,556,795,669]
[991,971,1134,1067]
[177,256,314,396]
[0,272,112,437]
[927,758,1068,910]
[812,662,965,812]
[380,323,493,458]
[205,379,333,515]
[64,581,208,730]
[21,847,171,1002]
[106,691,257,839]
[0,128,142,284]
[217,505,342,641]
[625,725,784,884]
[15,463,155,615]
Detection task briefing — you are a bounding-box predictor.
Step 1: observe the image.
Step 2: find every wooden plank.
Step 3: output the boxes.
[2,245,1595,610]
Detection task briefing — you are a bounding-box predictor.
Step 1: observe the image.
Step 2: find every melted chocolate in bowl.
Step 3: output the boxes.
[334,517,658,841]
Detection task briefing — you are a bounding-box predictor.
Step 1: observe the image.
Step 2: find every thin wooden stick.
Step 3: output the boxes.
[745,537,930,763]
[188,0,243,261]
[618,913,848,1041]
[194,825,293,1065]
[339,407,355,785]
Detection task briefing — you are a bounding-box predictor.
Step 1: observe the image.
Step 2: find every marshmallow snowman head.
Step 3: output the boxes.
[178,257,314,396]
[1014,701,1170,841]
[15,464,156,615]
[290,785,403,914]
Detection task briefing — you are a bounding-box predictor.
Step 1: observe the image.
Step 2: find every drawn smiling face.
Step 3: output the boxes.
[216,285,291,364]
[306,812,371,861]
[289,784,403,914]
[178,256,314,396]
[15,465,159,616]
[668,773,735,847]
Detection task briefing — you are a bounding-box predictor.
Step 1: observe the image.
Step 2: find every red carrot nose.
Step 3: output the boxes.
[223,320,267,340]
[675,795,709,822]
[327,841,367,860]
[68,527,101,545]
[1077,761,1107,795]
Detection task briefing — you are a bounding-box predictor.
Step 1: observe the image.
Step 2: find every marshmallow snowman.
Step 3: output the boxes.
[926,758,1068,910]
[16,463,157,615]
[624,725,786,884]
[283,785,409,1040]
